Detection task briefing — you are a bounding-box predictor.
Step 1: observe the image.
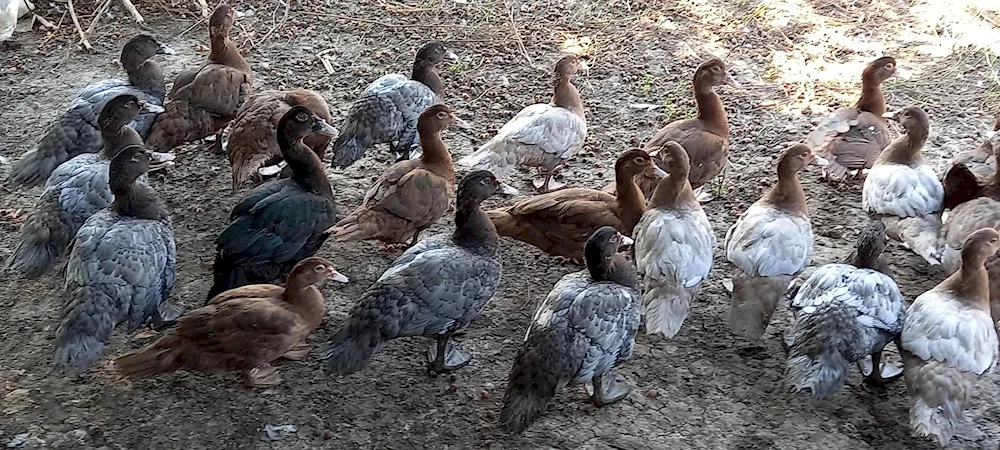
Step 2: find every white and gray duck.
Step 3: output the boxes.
[5,94,171,279]
[784,220,905,399]
[320,170,502,375]
[53,144,177,374]
[499,226,640,434]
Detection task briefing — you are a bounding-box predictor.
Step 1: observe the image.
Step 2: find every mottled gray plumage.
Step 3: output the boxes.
[320,171,502,375]
[500,226,640,433]
[53,146,175,374]
[330,42,455,167]
[6,35,171,188]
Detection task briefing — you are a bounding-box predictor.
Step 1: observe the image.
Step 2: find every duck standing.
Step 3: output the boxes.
[725,144,818,340]
[499,226,639,433]
[633,142,715,338]
[116,257,348,387]
[901,228,1000,446]
[320,171,502,375]
[806,57,898,181]
[862,106,943,265]
[53,145,176,374]
[5,35,173,188]
[458,55,587,193]
[145,4,251,153]
[784,221,904,398]
[209,106,339,299]
[331,42,458,166]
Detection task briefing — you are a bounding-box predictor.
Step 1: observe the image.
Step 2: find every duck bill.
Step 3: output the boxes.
[140,101,165,114]
[444,50,460,64]
[497,182,520,196]
[156,44,176,55]
[723,72,741,88]
[812,155,830,167]
[578,60,590,76]
[328,269,349,283]
[312,119,340,138]
[451,116,472,130]
[644,163,667,178]
[892,67,911,79]
[882,110,899,121]
[616,233,634,251]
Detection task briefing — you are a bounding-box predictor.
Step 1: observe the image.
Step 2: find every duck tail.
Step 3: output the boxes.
[457,141,515,178]
[318,305,385,376]
[881,215,942,266]
[330,131,370,169]
[499,330,577,434]
[115,335,187,379]
[728,271,791,340]
[53,285,122,374]
[4,201,77,278]
[328,213,370,242]
[904,357,971,446]
[641,280,697,338]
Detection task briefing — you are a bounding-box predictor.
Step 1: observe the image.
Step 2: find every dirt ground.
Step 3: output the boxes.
[1,0,999,448]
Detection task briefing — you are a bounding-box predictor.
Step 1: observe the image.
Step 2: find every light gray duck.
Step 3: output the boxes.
[52,145,177,374]
[784,221,905,399]
[320,170,502,375]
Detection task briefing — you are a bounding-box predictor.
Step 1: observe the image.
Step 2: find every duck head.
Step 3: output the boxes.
[98,94,162,132]
[457,170,500,207]
[862,56,898,84]
[555,54,589,78]
[278,105,339,144]
[418,104,470,133]
[121,34,174,66]
[109,144,151,193]
[962,228,1000,268]
[209,4,237,38]
[616,149,666,179]
[695,58,739,89]
[884,106,930,143]
[778,143,817,175]
[584,226,633,280]
[855,220,888,264]
[415,41,459,68]
[290,256,349,285]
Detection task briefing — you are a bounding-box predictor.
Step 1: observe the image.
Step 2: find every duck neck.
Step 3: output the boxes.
[763,167,807,215]
[649,166,696,210]
[125,59,166,97]
[280,282,325,326]
[855,79,886,116]
[945,258,991,310]
[453,200,498,255]
[552,74,584,119]
[412,61,443,96]
[111,181,169,220]
[614,172,646,234]
[418,128,454,179]
[883,130,928,165]
[588,253,637,287]
[209,32,251,73]
[849,248,889,274]
[694,83,728,136]
[101,126,144,159]
[277,132,334,199]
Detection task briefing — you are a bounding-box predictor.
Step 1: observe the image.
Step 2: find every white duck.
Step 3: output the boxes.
[725,144,820,341]
[861,106,943,265]
[633,142,715,338]
[901,228,1000,446]
[784,221,904,399]
[458,54,587,194]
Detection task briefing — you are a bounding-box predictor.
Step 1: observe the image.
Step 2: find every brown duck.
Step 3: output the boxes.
[488,149,664,262]
[951,110,1000,184]
[327,104,469,246]
[805,57,898,181]
[227,89,336,189]
[145,4,252,153]
[115,257,348,387]
[606,58,737,202]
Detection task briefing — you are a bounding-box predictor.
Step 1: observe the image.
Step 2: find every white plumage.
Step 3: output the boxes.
[862,163,943,218]
[725,204,813,277]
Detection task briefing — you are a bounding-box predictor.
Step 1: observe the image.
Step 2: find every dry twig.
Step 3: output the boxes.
[506,1,532,66]
[119,0,145,24]
[84,0,113,37]
[66,0,92,50]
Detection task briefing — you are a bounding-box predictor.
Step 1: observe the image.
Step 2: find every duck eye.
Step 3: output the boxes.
[712,66,721,73]
[296,112,309,122]
[633,157,645,165]
[314,265,325,272]
[436,111,448,120]
[885,63,894,70]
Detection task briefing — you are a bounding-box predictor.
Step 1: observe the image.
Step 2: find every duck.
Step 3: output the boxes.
[862,106,944,265]
[320,170,502,375]
[458,54,588,194]
[227,89,336,189]
[938,197,1000,274]
[5,34,174,188]
[611,58,738,202]
[144,4,252,154]
[115,257,348,387]
[951,110,1000,184]
[330,41,458,167]
[725,144,818,340]
[486,149,663,262]
[900,228,1000,446]
[633,142,716,338]
[784,221,905,399]
[327,104,468,246]
[208,105,339,299]
[498,226,639,434]
[52,145,177,374]
[805,57,898,181]
[5,94,170,279]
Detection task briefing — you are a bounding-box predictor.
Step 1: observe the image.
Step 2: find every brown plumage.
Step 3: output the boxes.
[488,149,663,262]
[227,89,335,189]
[144,4,253,153]
[327,104,468,245]
[805,57,898,181]
[606,59,736,201]
[115,257,348,388]
[952,110,1000,184]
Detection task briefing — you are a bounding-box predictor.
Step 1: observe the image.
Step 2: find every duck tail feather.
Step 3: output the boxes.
[728,271,791,340]
[52,286,122,374]
[642,282,696,338]
[115,336,187,379]
[499,330,578,434]
[318,312,384,376]
[4,207,74,279]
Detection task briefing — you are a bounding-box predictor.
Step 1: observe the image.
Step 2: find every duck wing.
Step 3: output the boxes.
[724,203,812,277]
[170,64,252,119]
[862,164,944,217]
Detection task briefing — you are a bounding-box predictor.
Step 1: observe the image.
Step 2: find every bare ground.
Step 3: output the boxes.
[1,0,999,449]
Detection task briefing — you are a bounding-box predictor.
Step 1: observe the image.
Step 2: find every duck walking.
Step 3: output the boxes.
[320,171,502,375]
[499,226,640,434]
[633,142,715,338]
[784,221,905,398]
[53,145,176,374]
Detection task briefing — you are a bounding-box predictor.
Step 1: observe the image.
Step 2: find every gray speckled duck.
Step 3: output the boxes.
[320,170,502,375]
[52,145,177,374]
[784,221,905,399]
[499,226,640,434]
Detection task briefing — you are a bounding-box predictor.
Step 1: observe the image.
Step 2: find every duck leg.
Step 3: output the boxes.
[209,129,226,155]
[426,334,472,374]
[532,166,565,193]
[587,373,630,406]
[859,351,903,385]
[281,341,312,361]
[242,364,282,388]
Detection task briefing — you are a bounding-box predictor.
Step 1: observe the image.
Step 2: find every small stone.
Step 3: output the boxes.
[646,389,660,398]
[322,430,333,440]
[447,384,458,393]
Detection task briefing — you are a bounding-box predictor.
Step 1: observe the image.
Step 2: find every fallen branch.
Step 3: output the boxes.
[33,13,56,29]
[84,0,113,37]
[195,0,209,17]
[119,0,144,24]
[66,0,92,50]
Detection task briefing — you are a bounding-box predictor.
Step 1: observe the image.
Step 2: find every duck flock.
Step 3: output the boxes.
[4,3,1000,445]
